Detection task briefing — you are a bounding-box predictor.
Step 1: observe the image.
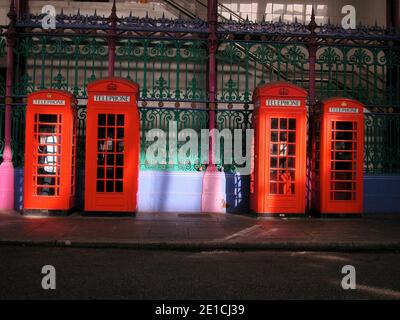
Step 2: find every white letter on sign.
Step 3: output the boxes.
[41,5,56,30]
[341,5,356,30]
[41,265,56,290]
[341,265,356,290]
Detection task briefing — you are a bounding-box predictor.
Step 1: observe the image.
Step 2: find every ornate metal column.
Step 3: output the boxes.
[108,0,117,77]
[201,0,226,213]
[306,8,317,213]
[0,0,16,209]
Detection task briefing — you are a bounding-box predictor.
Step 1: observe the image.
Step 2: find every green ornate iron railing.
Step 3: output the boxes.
[13,35,209,102]
[116,39,208,102]
[13,34,400,110]
[139,107,208,171]
[0,104,25,167]
[13,35,109,97]
[217,42,309,104]
[215,108,253,172]
[316,46,400,108]
[365,113,400,174]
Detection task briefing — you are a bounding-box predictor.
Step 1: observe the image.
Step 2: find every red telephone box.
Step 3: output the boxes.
[24,90,77,211]
[250,82,307,215]
[84,78,140,212]
[312,98,364,214]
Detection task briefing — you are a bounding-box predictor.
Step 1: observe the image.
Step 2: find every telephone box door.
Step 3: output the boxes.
[251,82,307,214]
[84,78,140,212]
[24,90,77,211]
[318,98,364,214]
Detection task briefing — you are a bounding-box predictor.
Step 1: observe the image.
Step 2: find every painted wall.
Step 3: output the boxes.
[363,175,400,213]
[13,168,400,214]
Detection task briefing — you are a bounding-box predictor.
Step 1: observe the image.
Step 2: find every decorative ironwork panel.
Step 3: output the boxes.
[76,104,87,168]
[10,105,25,167]
[0,104,26,167]
[316,46,400,108]
[13,35,108,98]
[140,107,208,171]
[215,109,253,173]
[116,39,208,102]
[364,113,400,174]
[217,42,309,103]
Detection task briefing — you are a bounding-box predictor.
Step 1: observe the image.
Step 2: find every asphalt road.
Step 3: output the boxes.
[0,246,399,299]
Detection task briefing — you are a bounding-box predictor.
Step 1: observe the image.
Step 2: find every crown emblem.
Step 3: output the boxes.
[279,88,289,96]
[47,93,52,98]
[107,82,117,91]
[341,101,347,107]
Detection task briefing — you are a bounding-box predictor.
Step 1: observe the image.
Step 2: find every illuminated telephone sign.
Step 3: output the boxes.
[312,98,364,214]
[84,78,140,213]
[250,82,307,215]
[24,90,77,211]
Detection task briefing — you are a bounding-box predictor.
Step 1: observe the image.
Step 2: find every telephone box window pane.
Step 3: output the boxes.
[288,157,295,169]
[335,141,353,150]
[37,177,56,186]
[270,144,278,155]
[117,128,124,139]
[106,154,115,165]
[332,182,353,190]
[115,181,123,192]
[107,114,115,126]
[116,154,124,166]
[97,168,104,179]
[279,158,287,168]
[106,167,114,179]
[96,180,104,192]
[271,132,278,142]
[280,132,287,142]
[270,183,277,194]
[271,118,278,129]
[107,128,115,138]
[288,144,295,155]
[333,192,353,200]
[98,114,106,125]
[37,187,56,196]
[333,162,353,171]
[270,157,278,168]
[116,167,123,179]
[280,118,287,129]
[336,122,353,130]
[332,172,353,181]
[39,114,58,123]
[97,156,105,165]
[98,127,106,139]
[116,141,124,152]
[288,132,296,143]
[336,131,353,141]
[270,170,277,181]
[117,115,125,126]
[279,144,287,155]
[106,180,114,192]
[335,151,353,161]
[289,119,296,130]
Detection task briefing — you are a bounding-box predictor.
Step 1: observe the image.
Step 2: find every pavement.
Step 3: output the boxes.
[1,210,400,251]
